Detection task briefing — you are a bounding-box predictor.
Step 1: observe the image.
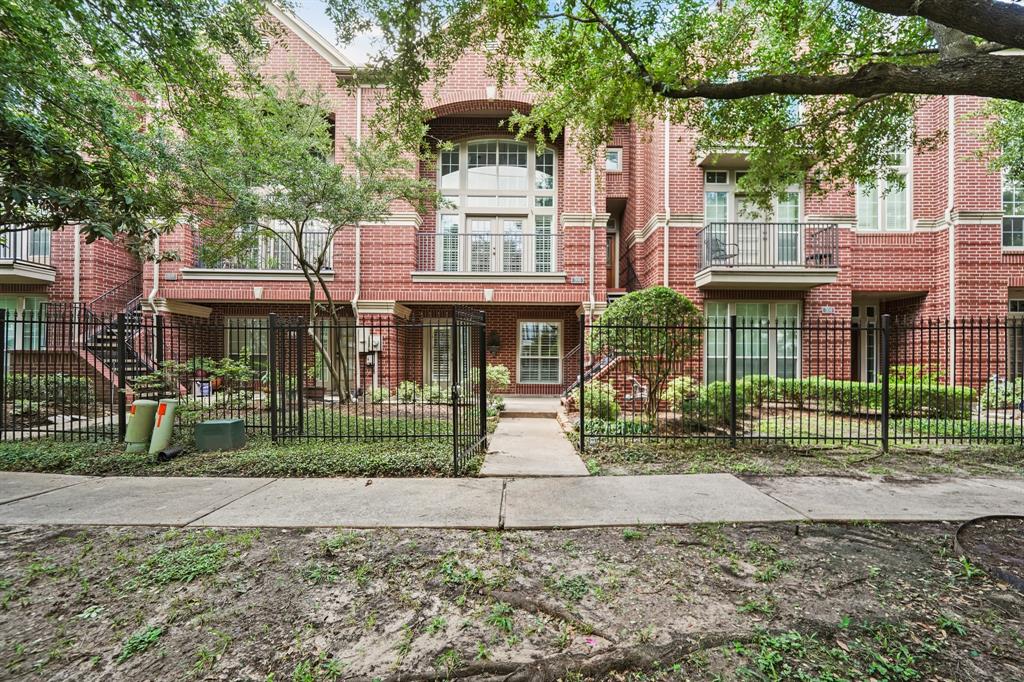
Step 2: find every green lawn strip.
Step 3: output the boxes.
[0,435,481,478]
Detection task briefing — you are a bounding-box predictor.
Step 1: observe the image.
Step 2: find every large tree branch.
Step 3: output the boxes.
[649,56,1024,102]
[852,0,1024,51]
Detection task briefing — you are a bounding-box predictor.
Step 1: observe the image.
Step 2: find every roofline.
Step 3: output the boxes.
[264,1,358,74]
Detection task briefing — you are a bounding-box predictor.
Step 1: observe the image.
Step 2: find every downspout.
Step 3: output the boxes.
[946,95,956,382]
[72,225,82,305]
[146,235,160,313]
[663,114,671,287]
[351,85,363,323]
[588,165,597,321]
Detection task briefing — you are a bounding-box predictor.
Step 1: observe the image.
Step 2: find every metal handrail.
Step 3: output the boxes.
[416,230,563,274]
[0,229,52,265]
[696,222,839,271]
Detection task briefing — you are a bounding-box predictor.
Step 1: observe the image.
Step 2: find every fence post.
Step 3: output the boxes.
[296,324,305,435]
[880,314,892,452]
[155,314,164,365]
[450,307,460,475]
[116,313,127,441]
[0,309,7,438]
[729,314,738,447]
[578,313,586,454]
[268,313,278,442]
[479,312,487,447]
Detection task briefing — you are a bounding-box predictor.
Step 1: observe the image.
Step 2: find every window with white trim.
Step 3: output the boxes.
[424,321,470,386]
[704,302,802,382]
[1003,175,1024,248]
[435,139,556,273]
[857,150,910,231]
[0,296,47,350]
[703,171,802,264]
[518,321,561,384]
[605,148,622,172]
[224,317,269,365]
[1010,299,1024,380]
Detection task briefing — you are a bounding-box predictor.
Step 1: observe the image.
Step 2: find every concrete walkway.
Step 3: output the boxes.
[2,471,1023,529]
[480,397,589,477]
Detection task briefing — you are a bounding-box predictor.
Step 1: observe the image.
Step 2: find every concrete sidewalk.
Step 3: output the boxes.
[1,471,1023,529]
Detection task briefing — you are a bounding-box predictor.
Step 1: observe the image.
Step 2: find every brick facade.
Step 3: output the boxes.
[5,12,1022,395]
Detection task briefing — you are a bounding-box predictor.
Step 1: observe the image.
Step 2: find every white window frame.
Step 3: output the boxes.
[702,171,803,223]
[436,139,557,273]
[856,150,912,232]
[605,147,623,172]
[423,319,471,387]
[517,320,563,385]
[1002,174,1024,249]
[224,316,270,364]
[702,301,803,382]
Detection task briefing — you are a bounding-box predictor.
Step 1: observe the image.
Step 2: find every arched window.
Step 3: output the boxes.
[435,139,557,274]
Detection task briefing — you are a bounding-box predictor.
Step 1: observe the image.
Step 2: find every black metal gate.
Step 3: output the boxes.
[450,306,487,475]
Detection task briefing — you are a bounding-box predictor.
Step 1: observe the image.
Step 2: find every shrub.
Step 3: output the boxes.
[585,418,653,436]
[662,376,698,412]
[980,377,1024,410]
[422,383,449,404]
[370,387,390,403]
[396,381,419,403]
[889,363,944,384]
[571,380,620,421]
[8,373,94,409]
[486,364,511,395]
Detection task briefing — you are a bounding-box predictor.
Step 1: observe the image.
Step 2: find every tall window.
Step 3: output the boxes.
[224,317,269,366]
[857,150,910,231]
[1003,175,1024,248]
[1010,299,1024,380]
[518,321,561,384]
[436,139,556,273]
[424,322,470,386]
[703,171,802,264]
[704,302,802,382]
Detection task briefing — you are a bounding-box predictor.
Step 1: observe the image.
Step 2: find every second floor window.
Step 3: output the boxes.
[1003,175,1024,248]
[435,139,557,274]
[856,150,910,231]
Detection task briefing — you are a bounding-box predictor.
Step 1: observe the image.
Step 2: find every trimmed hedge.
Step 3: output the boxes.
[8,373,95,409]
[666,374,976,424]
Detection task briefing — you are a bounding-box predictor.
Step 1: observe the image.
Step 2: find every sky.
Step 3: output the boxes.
[292,0,379,65]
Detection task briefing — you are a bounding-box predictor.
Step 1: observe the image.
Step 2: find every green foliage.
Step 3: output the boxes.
[8,373,93,409]
[0,0,269,242]
[571,380,620,421]
[397,381,420,403]
[486,364,511,395]
[369,387,391,404]
[590,287,703,421]
[662,376,699,412]
[583,418,653,436]
[115,626,163,664]
[130,537,230,588]
[980,377,1024,410]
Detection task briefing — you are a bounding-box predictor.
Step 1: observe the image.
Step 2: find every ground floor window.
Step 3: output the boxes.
[1010,299,1024,380]
[423,321,470,386]
[0,296,47,350]
[705,301,802,382]
[518,321,561,384]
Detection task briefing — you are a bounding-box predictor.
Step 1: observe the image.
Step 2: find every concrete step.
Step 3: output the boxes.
[499,396,560,419]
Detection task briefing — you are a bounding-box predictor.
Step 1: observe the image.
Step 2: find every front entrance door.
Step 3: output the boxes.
[735,196,767,264]
[606,224,618,288]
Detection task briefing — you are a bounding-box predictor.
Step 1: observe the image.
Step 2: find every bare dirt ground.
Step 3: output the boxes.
[0,523,1021,681]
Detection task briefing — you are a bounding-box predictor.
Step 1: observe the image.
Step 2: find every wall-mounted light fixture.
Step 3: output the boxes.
[487,331,501,356]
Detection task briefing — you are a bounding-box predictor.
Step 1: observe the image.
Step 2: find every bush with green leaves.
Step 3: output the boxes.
[370,387,390,403]
[662,376,699,412]
[485,364,511,395]
[396,381,419,403]
[8,373,94,409]
[980,377,1024,410]
[571,380,620,421]
[422,383,449,404]
[589,287,703,421]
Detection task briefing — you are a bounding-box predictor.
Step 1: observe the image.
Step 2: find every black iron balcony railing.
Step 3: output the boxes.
[0,229,52,266]
[697,222,839,271]
[194,232,332,272]
[416,230,564,274]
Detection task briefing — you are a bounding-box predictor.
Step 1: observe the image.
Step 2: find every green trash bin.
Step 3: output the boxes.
[124,399,158,453]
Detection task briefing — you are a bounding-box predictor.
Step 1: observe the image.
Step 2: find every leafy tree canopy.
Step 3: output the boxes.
[329,0,1024,198]
[0,0,272,245]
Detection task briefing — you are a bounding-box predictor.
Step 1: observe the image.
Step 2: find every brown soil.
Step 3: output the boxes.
[0,523,1022,680]
[957,516,1024,591]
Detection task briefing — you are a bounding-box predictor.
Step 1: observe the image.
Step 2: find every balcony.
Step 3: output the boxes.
[184,231,333,280]
[695,222,839,290]
[413,230,566,282]
[0,230,55,283]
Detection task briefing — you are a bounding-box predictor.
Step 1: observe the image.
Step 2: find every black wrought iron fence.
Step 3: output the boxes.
[575,314,1024,450]
[0,306,488,475]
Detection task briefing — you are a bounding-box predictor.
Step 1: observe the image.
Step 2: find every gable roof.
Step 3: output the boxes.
[265,2,358,75]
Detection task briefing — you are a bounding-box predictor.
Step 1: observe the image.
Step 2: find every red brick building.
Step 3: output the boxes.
[3,6,1022,395]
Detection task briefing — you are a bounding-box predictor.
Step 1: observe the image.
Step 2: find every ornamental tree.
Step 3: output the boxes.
[587,286,703,421]
[328,0,1024,198]
[0,0,270,245]
[169,78,435,397]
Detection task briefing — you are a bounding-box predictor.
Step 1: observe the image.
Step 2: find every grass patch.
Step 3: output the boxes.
[115,625,163,664]
[0,434,481,478]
